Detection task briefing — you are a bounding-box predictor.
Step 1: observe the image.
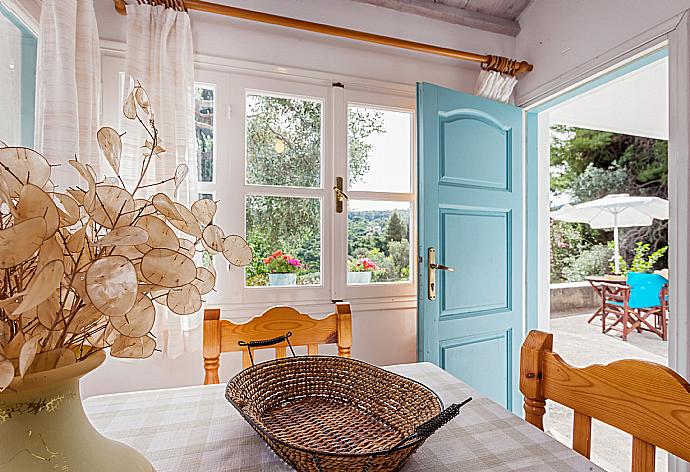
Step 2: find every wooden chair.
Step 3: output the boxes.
[601,272,668,341]
[202,303,353,384]
[520,330,690,471]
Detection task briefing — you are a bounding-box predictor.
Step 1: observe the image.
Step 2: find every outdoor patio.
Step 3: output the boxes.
[548,311,669,471]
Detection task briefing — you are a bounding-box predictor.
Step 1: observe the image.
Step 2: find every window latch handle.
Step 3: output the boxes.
[334,177,348,213]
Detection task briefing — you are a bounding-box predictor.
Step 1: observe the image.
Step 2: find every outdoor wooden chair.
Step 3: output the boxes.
[202,303,352,384]
[601,272,668,340]
[520,330,690,471]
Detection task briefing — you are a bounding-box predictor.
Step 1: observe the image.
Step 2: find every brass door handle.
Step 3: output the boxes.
[430,263,455,272]
[428,248,455,300]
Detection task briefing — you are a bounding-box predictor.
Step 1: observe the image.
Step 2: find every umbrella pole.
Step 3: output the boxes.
[613,213,620,274]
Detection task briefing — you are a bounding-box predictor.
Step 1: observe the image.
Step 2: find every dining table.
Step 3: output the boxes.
[84,362,603,471]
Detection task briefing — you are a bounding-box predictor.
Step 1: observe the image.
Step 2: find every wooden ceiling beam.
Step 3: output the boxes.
[351,0,521,36]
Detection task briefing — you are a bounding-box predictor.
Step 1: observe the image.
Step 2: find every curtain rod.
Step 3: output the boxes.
[113,0,533,76]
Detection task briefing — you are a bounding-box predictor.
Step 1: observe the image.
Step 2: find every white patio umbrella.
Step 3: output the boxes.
[550,193,669,274]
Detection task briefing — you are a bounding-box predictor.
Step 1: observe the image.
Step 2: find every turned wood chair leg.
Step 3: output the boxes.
[336,303,352,358]
[203,308,222,384]
[520,331,552,431]
[203,355,220,385]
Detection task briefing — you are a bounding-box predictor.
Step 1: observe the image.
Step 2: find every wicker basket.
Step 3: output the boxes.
[226,350,470,472]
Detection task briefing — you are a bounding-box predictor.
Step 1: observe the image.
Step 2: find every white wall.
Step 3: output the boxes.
[82,306,417,398]
[74,0,519,397]
[94,0,515,92]
[515,0,688,105]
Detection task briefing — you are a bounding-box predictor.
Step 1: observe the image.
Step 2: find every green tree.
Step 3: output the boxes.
[550,125,668,274]
[348,107,384,186]
[386,211,407,242]
[388,239,410,279]
[569,162,628,203]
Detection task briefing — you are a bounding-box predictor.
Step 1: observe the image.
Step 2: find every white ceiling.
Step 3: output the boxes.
[549,57,668,140]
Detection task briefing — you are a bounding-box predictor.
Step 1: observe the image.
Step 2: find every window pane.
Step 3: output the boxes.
[0,4,36,147]
[195,85,214,182]
[246,94,322,188]
[348,200,411,284]
[246,195,321,287]
[348,106,411,192]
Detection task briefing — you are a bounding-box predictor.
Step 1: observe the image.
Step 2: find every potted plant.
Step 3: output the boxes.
[264,251,302,286]
[347,257,379,284]
[0,82,252,471]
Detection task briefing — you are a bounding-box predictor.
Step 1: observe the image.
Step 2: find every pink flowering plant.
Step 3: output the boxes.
[263,250,303,274]
[348,257,380,273]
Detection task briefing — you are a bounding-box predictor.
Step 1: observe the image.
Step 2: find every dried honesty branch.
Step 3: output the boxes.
[0,80,252,390]
[191,198,216,226]
[97,127,123,174]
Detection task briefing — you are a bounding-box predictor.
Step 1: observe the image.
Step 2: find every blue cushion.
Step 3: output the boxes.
[626,272,667,309]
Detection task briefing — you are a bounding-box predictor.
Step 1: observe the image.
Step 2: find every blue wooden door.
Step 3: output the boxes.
[417,83,523,412]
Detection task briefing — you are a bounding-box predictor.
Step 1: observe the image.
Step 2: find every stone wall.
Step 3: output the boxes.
[550,281,599,315]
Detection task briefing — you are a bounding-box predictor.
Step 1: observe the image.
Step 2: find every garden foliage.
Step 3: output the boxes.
[550,126,668,282]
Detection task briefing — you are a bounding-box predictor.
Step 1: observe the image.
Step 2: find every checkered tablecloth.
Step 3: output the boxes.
[84,362,603,471]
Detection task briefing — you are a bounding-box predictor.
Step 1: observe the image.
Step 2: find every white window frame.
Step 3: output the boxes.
[333,87,417,301]
[227,74,333,304]
[102,56,417,308]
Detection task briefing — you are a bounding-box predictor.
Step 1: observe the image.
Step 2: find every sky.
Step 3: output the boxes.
[348,107,412,212]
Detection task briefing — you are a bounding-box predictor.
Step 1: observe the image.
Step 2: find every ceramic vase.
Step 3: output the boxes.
[0,350,154,471]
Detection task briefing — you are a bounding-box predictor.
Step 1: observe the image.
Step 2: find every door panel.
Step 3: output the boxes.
[440,111,512,190]
[441,208,510,317]
[440,329,512,408]
[417,83,523,412]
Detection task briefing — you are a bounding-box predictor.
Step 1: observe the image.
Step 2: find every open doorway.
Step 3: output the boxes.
[537,48,671,471]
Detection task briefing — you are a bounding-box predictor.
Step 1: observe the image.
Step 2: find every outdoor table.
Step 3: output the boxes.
[585,275,627,324]
[84,362,602,471]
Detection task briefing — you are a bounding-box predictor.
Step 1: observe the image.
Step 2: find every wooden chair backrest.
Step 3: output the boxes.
[202,303,352,384]
[520,330,690,471]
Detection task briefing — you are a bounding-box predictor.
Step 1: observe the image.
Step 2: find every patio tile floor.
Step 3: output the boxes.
[548,312,669,472]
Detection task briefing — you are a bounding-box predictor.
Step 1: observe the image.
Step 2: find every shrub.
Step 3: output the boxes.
[610,241,668,275]
[297,272,320,285]
[550,220,588,283]
[563,244,613,282]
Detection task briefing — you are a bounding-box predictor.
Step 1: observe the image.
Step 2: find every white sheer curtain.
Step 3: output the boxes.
[35,0,101,189]
[124,3,198,359]
[474,69,517,103]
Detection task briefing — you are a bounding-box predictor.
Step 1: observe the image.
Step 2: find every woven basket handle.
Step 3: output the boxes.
[238,331,296,366]
[390,397,472,451]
